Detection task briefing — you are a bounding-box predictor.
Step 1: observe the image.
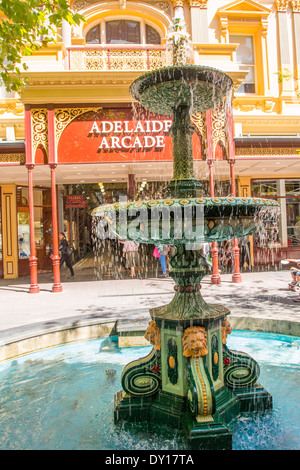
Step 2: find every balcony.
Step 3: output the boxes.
[68,45,173,72]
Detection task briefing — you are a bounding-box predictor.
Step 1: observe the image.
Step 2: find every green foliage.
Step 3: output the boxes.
[275,68,293,83]
[0,0,84,91]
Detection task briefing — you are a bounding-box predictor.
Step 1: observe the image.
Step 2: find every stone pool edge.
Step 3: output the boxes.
[0,312,299,362]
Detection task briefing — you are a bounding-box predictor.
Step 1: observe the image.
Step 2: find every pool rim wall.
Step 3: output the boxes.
[0,314,299,362]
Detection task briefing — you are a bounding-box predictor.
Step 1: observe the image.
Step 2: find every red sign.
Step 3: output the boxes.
[57,107,202,164]
[66,194,88,208]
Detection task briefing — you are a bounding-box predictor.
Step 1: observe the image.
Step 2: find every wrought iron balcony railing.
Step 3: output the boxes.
[68,45,173,71]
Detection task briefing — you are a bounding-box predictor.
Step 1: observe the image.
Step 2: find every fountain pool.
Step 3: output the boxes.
[0,330,299,450]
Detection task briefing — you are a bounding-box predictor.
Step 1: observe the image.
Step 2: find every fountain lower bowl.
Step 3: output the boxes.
[92,196,279,245]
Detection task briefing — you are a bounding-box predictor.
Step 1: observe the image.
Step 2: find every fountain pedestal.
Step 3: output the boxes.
[93,52,277,448]
[114,247,272,449]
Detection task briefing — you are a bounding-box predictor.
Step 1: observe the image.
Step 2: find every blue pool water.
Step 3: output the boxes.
[0,330,299,450]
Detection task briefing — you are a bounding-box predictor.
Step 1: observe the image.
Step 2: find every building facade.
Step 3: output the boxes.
[0,0,300,288]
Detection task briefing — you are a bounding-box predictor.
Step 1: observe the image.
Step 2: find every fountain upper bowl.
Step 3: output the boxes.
[129,65,234,115]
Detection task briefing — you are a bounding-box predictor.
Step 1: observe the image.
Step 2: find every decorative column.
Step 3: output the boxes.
[26,164,40,293]
[48,106,62,293]
[275,0,294,95]
[188,0,209,43]
[206,109,221,285]
[50,164,62,292]
[172,0,185,19]
[25,105,39,293]
[291,0,300,93]
[62,19,72,69]
[227,105,242,283]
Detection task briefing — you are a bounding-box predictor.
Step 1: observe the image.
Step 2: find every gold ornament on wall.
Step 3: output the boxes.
[31,108,48,156]
[54,107,101,144]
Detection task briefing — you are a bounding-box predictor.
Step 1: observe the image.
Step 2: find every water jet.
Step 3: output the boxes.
[92,18,279,450]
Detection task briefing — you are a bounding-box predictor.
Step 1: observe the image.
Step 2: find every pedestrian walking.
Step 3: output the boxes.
[123,240,140,277]
[59,232,74,278]
[158,244,169,277]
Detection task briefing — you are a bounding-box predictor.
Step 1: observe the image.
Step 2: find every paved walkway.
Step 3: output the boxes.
[0,267,299,341]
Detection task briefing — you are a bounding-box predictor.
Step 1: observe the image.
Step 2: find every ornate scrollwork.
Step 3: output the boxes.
[121,348,161,397]
[223,344,260,389]
[54,107,99,144]
[31,108,48,157]
[212,105,226,152]
[191,112,206,140]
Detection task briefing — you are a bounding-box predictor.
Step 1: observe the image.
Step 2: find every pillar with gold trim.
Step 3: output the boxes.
[0,184,18,279]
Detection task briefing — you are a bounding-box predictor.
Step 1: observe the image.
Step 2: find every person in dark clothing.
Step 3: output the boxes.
[59,232,74,278]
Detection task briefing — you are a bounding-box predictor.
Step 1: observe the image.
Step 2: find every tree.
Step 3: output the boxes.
[0,0,84,92]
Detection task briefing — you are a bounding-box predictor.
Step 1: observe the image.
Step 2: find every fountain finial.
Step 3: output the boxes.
[167,16,192,66]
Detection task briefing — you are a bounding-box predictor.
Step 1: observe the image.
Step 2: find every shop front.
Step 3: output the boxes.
[1,99,299,288]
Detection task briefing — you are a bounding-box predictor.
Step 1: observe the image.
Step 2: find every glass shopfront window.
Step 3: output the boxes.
[252,179,300,247]
[17,186,52,269]
[251,179,280,246]
[0,193,2,261]
[286,181,300,246]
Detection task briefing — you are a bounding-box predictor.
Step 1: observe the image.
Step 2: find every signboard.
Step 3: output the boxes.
[66,195,88,208]
[57,107,202,164]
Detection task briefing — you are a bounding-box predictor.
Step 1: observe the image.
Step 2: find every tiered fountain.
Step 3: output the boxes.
[92,17,279,450]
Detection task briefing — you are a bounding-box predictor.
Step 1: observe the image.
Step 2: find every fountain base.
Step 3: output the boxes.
[114,303,273,450]
[114,382,272,450]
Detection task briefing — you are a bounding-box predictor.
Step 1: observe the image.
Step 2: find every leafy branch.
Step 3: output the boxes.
[0,0,84,91]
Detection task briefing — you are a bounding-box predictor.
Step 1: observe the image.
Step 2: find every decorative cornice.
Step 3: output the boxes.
[0,101,24,116]
[170,0,184,6]
[0,153,25,164]
[290,0,300,11]
[72,0,100,12]
[187,0,208,7]
[275,0,289,11]
[235,147,300,157]
[72,0,173,13]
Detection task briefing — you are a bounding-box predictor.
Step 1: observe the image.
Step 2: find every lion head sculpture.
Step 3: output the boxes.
[221,318,232,344]
[145,320,161,350]
[182,326,208,358]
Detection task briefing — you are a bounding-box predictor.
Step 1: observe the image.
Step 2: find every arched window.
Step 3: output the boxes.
[85,20,161,45]
[145,24,161,45]
[86,24,101,44]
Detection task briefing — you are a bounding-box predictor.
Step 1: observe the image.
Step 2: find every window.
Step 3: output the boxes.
[106,20,140,44]
[145,24,161,45]
[286,181,300,246]
[0,195,2,261]
[17,187,52,260]
[86,24,101,44]
[230,35,255,93]
[252,179,300,247]
[85,20,161,45]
